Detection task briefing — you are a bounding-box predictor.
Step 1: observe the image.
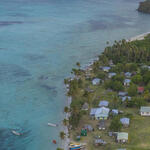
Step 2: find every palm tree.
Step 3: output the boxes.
[76,62,81,68]
[57,148,64,150]
[60,131,66,140]
[64,106,69,113]
[106,41,109,45]
[63,118,68,126]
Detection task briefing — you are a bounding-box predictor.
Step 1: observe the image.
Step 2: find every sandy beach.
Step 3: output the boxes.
[127,32,150,42]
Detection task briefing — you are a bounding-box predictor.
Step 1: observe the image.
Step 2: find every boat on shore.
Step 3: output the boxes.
[12,130,21,136]
[48,122,58,127]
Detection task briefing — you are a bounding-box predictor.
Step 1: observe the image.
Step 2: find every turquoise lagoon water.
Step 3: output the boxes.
[0,0,150,149]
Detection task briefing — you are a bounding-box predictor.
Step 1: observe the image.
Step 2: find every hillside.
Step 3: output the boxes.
[138,0,150,14]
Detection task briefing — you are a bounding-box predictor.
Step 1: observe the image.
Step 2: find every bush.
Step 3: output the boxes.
[112,74,124,83]
[131,74,143,84]
[143,71,150,85]
[109,116,122,131]
[128,84,137,96]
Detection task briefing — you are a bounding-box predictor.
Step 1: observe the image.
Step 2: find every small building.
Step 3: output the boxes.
[95,107,110,120]
[82,102,89,111]
[94,139,106,146]
[112,109,118,115]
[138,86,144,94]
[85,87,94,93]
[90,108,97,118]
[92,78,101,85]
[109,60,114,66]
[108,72,116,78]
[81,129,87,136]
[108,132,113,137]
[84,124,93,132]
[98,120,106,130]
[124,72,132,78]
[124,79,131,86]
[140,106,150,116]
[121,96,131,102]
[101,66,111,72]
[118,91,128,97]
[90,107,110,120]
[99,100,109,107]
[148,66,150,70]
[120,118,130,127]
[117,132,128,143]
[76,136,81,141]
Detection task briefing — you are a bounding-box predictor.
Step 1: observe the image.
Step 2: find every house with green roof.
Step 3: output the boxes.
[117,132,128,143]
[140,106,150,116]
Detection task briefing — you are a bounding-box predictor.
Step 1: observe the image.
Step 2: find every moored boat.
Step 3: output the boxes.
[47,122,58,127]
[12,130,21,136]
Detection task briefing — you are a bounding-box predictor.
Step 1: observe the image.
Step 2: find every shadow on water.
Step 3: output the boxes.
[0,21,23,27]
[40,84,57,96]
[24,54,46,62]
[0,63,31,83]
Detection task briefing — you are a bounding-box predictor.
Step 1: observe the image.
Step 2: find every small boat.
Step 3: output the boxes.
[52,140,57,144]
[12,130,21,136]
[48,123,58,127]
[69,143,82,150]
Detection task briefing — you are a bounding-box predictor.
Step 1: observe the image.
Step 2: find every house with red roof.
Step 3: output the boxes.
[137,86,144,94]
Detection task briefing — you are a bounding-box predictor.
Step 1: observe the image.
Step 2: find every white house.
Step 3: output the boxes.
[95,107,110,120]
[124,72,132,78]
[120,118,130,127]
[108,72,116,78]
[117,132,128,143]
[101,66,111,72]
[90,107,110,120]
[121,96,131,102]
[124,79,131,86]
[118,91,128,97]
[99,100,109,107]
[140,106,150,116]
[92,78,101,85]
[112,109,118,115]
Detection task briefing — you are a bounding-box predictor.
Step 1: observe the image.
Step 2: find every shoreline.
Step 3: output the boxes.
[62,31,150,150]
[127,32,150,42]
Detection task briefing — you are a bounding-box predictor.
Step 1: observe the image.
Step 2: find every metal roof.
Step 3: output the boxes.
[140,106,150,112]
[117,132,128,140]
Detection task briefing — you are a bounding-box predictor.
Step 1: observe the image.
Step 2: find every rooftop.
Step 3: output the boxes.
[108,72,116,77]
[117,132,128,140]
[140,106,150,112]
[125,72,132,77]
[124,79,131,83]
[82,102,89,110]
[138,86,144,92]
[112,109,118,114]
[118,91,128,97]
[92,78,101,85]
[122,96,131,102]
[120,118,130,125]
[99,100,109,107]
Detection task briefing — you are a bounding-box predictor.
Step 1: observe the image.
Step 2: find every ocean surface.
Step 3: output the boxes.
[0,0,150,149]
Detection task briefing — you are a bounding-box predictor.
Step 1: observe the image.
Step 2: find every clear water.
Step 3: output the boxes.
[0,0,150,149]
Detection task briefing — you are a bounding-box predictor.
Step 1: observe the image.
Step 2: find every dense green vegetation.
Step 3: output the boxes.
[138,0,150,14]
[102,34,150,64]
